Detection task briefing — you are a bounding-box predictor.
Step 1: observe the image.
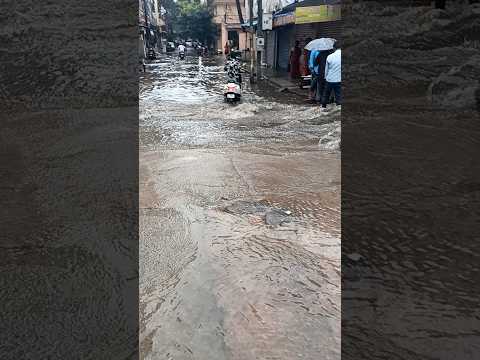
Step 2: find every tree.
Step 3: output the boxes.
[168,0,217,44]
[161,0,179,41]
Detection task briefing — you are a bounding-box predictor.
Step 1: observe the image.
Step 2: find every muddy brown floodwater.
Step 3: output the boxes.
[140,54,341,360]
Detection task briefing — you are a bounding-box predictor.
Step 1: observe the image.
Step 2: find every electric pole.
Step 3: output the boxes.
[143,0,150,48]
[249,0,254,83]
[256,0,263,81]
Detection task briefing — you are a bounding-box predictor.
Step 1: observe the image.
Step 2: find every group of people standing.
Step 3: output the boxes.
[289,38,342,108]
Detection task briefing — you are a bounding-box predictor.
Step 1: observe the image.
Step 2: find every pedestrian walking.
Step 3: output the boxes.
[289,41,302,79]
[322,42,341,109]
[224,42,230,56]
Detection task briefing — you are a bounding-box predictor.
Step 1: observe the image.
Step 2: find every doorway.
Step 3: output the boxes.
[228,30,239,49]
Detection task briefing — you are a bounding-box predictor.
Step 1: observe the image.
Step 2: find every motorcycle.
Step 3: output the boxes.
[147,48,156,60]
[223,58,243,103]
[224,80,242,103]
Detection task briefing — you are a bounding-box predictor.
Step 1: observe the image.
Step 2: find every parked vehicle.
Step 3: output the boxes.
[230,49,242,60]
[299,75,311,89]
[147,48,156,60]
[167,42,175,52]
[139,59,146,72]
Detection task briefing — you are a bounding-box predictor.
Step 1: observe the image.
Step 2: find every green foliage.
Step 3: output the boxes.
[163,0,216,43]
[161,0,179,37]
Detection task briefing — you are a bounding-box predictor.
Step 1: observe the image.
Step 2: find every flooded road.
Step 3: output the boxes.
[140,54,341,360]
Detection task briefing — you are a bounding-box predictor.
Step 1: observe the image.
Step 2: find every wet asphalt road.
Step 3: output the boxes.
[139,53,341,360]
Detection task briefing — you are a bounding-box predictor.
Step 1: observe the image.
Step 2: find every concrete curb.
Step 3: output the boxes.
[241,64,308,98]
[261,76,307,96]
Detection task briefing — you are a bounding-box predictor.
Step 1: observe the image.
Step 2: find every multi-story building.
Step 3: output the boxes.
[139,0,167,58]
[139,0,148,58]
[210,0,249,53]
[152,0,168,52]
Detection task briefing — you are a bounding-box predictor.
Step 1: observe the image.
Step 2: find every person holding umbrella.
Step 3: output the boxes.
[305,38,336,104]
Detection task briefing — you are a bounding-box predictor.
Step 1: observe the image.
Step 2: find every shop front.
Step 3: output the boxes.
[268,3,341,71]
[272,12,295,71]
[294,4,342,44]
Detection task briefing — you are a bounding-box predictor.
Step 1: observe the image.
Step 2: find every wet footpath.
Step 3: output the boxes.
[140,54,341,360]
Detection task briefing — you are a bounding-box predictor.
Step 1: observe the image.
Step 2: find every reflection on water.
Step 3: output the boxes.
[140,55,340,151]
[140,54,340,360]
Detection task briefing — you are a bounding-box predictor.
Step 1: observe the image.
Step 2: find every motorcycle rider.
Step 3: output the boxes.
[224,56,242,102]
[224,57,242,87]
[178,43,186,58]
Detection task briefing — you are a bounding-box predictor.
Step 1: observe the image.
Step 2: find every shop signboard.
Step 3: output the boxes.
[263,13,273,31]
[295,5,341,25]
[272,12,295,28]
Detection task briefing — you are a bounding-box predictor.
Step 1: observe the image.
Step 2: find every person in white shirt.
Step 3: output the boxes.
[322,42,341,108]
[178,44,186,54]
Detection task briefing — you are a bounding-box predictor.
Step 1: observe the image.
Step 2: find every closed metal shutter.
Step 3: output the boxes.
[317,20,342,41]
[295,23,317,45]
[276,25,294,71]
[265,31,276,68]
[295,20,342,44]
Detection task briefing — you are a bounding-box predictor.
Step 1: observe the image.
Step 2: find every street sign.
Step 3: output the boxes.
[256,37,264,48]
[262,13,273,31]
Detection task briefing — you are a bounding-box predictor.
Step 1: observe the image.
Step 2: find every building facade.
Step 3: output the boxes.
[152,0,168,52]
[139,0,167,58]
[210,0,249,53]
